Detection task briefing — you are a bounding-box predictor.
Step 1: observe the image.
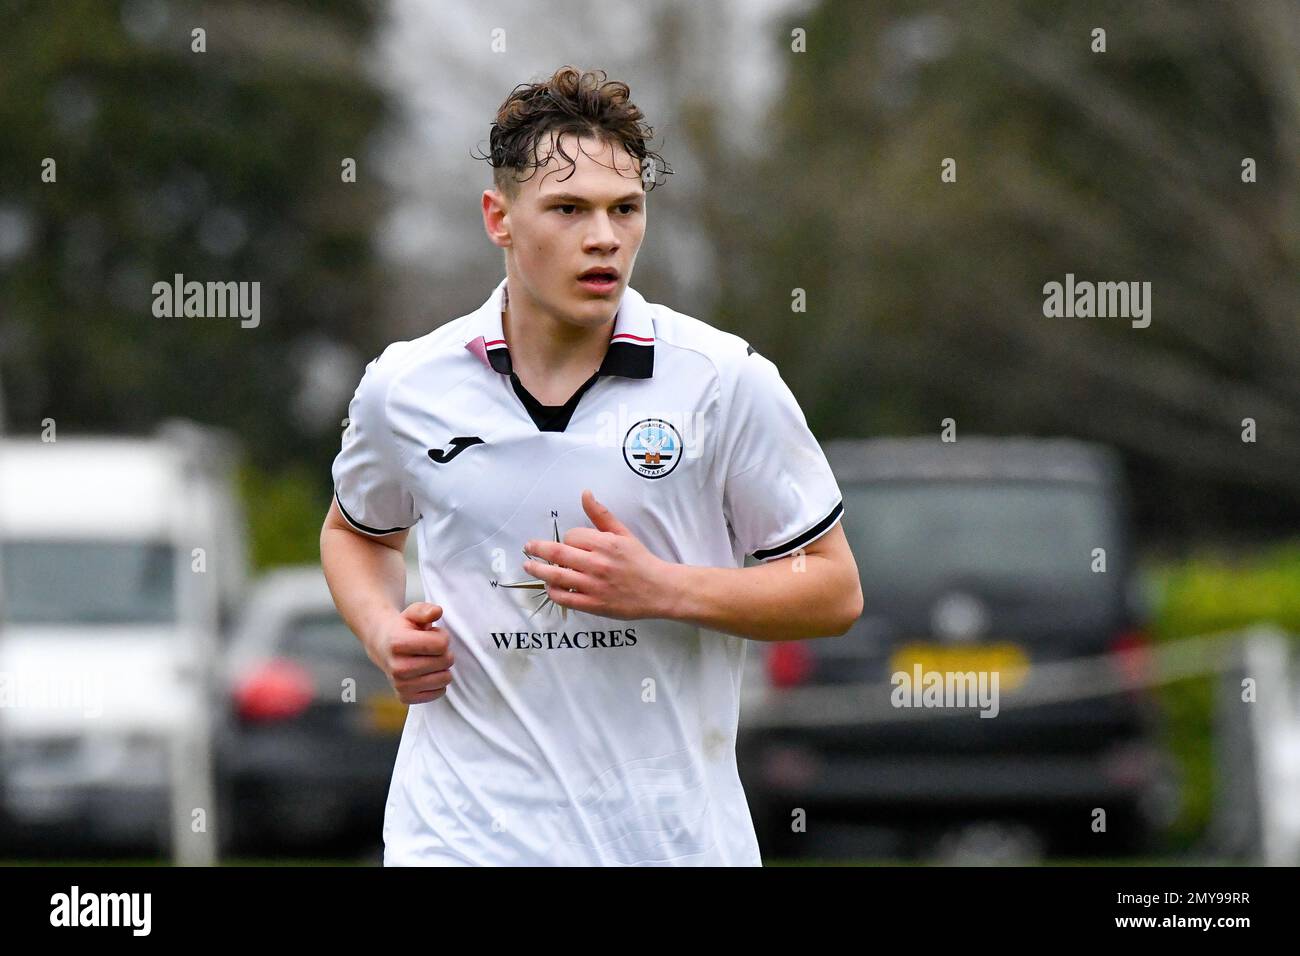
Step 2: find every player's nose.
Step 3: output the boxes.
[584,211,619,250]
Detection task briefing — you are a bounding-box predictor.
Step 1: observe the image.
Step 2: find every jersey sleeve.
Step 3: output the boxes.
[720,348,844,562]
[331,346,418,536]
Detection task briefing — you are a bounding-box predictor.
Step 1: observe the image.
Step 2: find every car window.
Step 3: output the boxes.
[841,481,1119,603]
[0,539,176,624]
[277,611,369,663]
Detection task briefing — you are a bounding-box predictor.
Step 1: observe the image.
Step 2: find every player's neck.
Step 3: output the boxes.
[501,280,614,383]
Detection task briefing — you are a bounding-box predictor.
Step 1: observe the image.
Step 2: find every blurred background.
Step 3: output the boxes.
[1,0,1298,864]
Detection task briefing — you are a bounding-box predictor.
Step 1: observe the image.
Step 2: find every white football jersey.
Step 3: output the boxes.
[332,276,844,865]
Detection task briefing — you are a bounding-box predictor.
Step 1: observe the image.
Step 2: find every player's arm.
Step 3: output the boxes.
[320,494,408,647]
[662,522,862,641]
[321,497,455,704]
[325,344,457,703]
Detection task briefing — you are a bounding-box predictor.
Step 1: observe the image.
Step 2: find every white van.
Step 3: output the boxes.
[0,421,248,853]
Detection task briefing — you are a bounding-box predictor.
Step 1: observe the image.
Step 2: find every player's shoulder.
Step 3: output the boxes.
[645,298,761,381]
[358,311,480,387]
[645,297,783,402]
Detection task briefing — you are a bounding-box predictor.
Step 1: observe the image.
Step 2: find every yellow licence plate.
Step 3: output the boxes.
[364,694,408,734]
[889,642,1031,691]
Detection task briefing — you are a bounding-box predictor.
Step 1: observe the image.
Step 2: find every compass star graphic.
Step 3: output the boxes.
[498,514,572,620]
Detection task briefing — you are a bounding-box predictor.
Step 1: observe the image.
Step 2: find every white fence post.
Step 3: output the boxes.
[1241,626,1299,866]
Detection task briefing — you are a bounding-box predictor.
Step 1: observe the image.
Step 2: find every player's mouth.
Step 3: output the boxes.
[577,267,619,294]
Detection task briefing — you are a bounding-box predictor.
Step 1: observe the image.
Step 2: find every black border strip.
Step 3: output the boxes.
[752,499,844,560]
[334,487,412,536]
[484,340,653,379]
[597,340,654,378]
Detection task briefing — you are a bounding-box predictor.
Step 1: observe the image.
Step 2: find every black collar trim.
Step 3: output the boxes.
[485,340,653,380]
[509,370,601,433]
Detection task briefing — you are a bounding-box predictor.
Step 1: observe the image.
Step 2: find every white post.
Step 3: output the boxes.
[166,428,220,866]
[1241,626,1299,866]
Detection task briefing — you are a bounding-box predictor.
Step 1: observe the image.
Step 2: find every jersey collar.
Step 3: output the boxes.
[464,276,655,379]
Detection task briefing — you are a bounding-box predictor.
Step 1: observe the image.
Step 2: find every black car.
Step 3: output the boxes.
[215,567,421,857]
[737,437,1178,861]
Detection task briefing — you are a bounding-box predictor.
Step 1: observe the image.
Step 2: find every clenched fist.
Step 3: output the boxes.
[366,602,455,704]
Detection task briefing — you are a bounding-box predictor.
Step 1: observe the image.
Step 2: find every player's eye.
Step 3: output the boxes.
[617,204,639,215]
[555,204,577,215]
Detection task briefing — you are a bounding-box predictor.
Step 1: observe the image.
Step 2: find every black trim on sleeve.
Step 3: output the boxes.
[751,500,844,560]
[334,488,412,536]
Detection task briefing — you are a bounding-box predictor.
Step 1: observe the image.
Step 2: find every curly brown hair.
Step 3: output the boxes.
[476,65,672,200]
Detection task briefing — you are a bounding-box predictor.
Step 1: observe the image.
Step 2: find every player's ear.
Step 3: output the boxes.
[482,189,511,248]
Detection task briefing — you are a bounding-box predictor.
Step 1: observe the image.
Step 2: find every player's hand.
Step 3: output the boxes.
[522,489,677,620]
[367,602,455,704]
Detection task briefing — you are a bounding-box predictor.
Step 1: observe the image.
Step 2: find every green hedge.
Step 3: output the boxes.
[1148,543,1300,849]
[239,464,330,572]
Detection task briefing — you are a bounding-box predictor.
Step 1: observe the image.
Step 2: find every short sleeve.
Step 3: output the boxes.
[331,347,418,536]
[721,349,844,562]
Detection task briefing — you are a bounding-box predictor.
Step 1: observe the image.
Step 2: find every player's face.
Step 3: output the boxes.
[501,132,647,329]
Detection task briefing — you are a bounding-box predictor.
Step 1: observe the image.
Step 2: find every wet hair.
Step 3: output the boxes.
[476,65,672,200]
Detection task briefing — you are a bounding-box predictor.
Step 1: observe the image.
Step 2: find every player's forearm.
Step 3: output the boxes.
[320,525,408,651]
[663,556,861,642]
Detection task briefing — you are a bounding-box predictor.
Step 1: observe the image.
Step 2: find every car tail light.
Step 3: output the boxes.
[1108,628,1152,688]
[766,641,814,688]
[234,659,315,722]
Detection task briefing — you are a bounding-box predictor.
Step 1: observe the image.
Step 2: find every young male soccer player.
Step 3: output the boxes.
[320,66,863,866]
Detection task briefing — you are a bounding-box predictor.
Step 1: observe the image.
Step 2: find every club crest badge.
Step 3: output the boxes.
[623,418,683,479]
